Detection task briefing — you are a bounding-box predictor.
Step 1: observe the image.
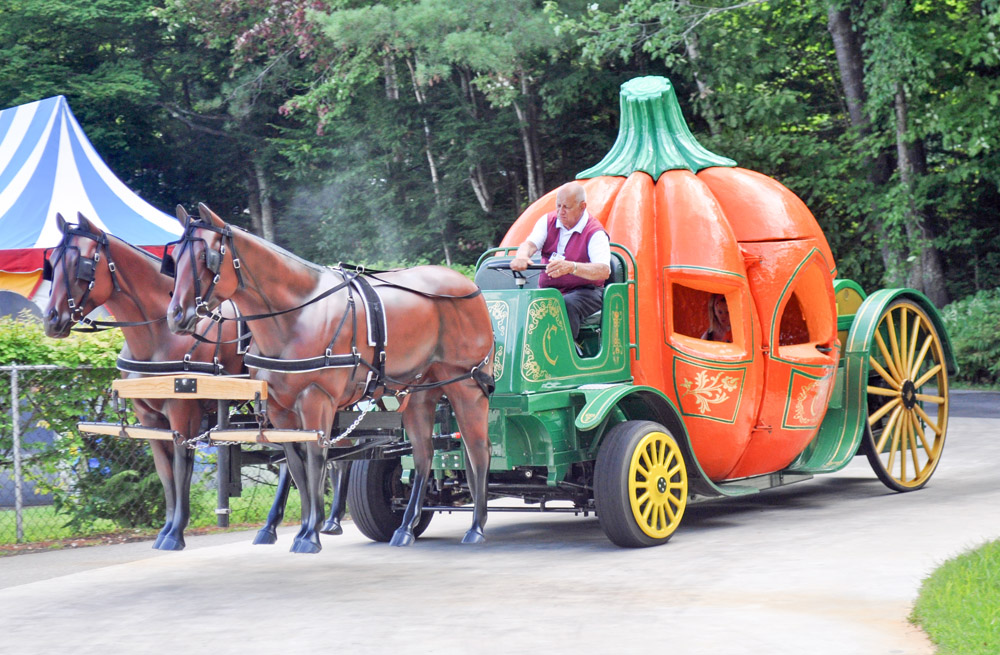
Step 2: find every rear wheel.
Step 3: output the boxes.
[862,299,949,491]
[347,458,433,542]
[595,420,688,548]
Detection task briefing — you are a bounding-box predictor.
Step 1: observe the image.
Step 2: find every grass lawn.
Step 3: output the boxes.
[911,539,1000,654]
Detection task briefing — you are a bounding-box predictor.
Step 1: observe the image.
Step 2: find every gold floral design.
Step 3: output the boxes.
[611,309,624,362]
[522,344,545,381]
[493,344,505,381]
[680,370,740,415]
[488,301,509,339]
[527,298,563,333]
[793,380,821,423]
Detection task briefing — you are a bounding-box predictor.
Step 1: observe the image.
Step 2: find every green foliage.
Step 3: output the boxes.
[0,317,163,531]
[940,289,1000,387]
[911,539,1000,655]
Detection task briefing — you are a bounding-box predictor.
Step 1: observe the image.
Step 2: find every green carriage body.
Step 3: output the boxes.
[385,244,956,547]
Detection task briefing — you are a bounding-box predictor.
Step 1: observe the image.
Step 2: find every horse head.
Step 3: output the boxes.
[166,203,240,335]
[43,213,115,338]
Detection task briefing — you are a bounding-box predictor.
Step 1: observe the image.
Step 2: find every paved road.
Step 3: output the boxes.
[1,407,997,654]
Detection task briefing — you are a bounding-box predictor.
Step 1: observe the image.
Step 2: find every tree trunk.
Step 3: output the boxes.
[893,83,950,306]
[383,56,399,101]
[826,2,907,286]
[680,16,721,137]
[405,57,451,265]
[515,74,545,201]
[247,169,263,237]
[252,157,275,242]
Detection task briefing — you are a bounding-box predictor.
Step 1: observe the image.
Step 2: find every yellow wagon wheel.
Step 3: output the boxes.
[862,300,949,491]
[595,420,689,547]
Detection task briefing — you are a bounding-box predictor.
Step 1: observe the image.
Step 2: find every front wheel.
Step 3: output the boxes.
[594,420,689,548]
[347,458,433,542]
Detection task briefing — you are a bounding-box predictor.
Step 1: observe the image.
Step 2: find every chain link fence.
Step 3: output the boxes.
[1,365,293,548]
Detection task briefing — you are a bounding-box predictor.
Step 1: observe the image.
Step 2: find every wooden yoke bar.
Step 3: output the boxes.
[112,375,267,401]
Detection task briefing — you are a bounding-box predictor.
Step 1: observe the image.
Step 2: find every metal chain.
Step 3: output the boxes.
[319,405,371,447]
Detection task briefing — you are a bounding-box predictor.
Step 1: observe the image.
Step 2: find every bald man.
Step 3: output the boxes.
[511,182,611,340]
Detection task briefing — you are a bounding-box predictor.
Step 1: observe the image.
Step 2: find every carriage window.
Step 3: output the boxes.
[670,284,731,343]
[776,258,834,349]
[778,292,809,345]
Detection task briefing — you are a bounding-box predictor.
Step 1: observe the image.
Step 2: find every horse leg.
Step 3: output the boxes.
[285,441,328,553]
[158,402,202,551]
[320,461,350,535]
[449,380,492,545]
[391,392,439,547]
[149,439,176,550]
[253,456,291,545]
[288,387,334,554]
[157,441,195,551]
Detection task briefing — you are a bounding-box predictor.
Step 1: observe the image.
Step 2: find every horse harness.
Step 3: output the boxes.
[165,219,496,402]
[45,222,243,376]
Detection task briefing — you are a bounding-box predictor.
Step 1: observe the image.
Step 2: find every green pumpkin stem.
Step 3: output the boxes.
[577,76,735,179]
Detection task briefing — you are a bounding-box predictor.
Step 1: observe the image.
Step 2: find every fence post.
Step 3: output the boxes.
[11,364,25,543]
[215,399,231,528]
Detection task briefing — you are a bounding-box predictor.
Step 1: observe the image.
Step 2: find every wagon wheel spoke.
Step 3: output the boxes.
[867,385,900,398]
[869,356,902,390]
[869,396,901,426]
[875,405,903,454]
[885,310,904,381]
[913,404,941,440]
[906,314,922,377]
[913,364,943,389]
[909,334,934,380]
[874,330,903,384]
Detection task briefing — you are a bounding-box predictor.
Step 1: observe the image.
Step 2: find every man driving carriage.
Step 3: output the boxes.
[510,182,611,339]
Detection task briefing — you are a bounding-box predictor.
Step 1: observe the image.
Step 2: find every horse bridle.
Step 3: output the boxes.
[161,220,245,320]
[43,226,121,322]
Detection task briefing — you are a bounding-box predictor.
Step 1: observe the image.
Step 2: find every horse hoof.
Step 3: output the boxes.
[290,537,322,554]
[389,528,415,547]
[155,536,186,551]
[461,529,486,545]
[320,519,343,535]
[252,529,278,545]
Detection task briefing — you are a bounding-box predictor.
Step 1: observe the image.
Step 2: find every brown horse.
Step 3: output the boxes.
[42,213,350,549]
[165,204,494,552]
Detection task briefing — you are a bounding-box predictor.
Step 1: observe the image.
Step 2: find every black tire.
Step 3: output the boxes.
[347,458,433,542]
[594,420,688,548]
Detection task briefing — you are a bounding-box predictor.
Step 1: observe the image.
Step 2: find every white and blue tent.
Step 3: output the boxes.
[0,95,182,298]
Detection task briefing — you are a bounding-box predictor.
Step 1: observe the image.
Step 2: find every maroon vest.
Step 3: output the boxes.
[538,212,607,292]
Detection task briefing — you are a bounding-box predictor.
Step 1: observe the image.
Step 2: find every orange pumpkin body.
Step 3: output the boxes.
[500,78,840,481]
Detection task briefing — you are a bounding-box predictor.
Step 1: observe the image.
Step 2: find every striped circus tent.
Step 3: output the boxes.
[0,95,182,299]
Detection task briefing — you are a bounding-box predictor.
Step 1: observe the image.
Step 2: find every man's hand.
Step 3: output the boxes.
[545,258,576,278]
[510,256,530,272]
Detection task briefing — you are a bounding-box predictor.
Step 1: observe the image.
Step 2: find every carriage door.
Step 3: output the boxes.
[725,239,839,478]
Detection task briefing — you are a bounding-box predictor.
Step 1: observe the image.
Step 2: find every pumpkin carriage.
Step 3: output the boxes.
[59,76,953,549]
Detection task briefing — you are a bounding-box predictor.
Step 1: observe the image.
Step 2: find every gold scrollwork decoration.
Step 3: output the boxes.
[680,369,740,415]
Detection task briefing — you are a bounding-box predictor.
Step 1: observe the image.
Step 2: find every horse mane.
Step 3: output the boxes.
[106,232,164,265]
[215,221,328,276]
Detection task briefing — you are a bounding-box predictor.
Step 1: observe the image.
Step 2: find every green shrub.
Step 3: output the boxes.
[940,289,1000,387]
[0,315,164,531]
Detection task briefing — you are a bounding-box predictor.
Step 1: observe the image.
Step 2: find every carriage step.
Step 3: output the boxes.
[112,375,267,400]
[78,422,176,441]
[207,429,323,444]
